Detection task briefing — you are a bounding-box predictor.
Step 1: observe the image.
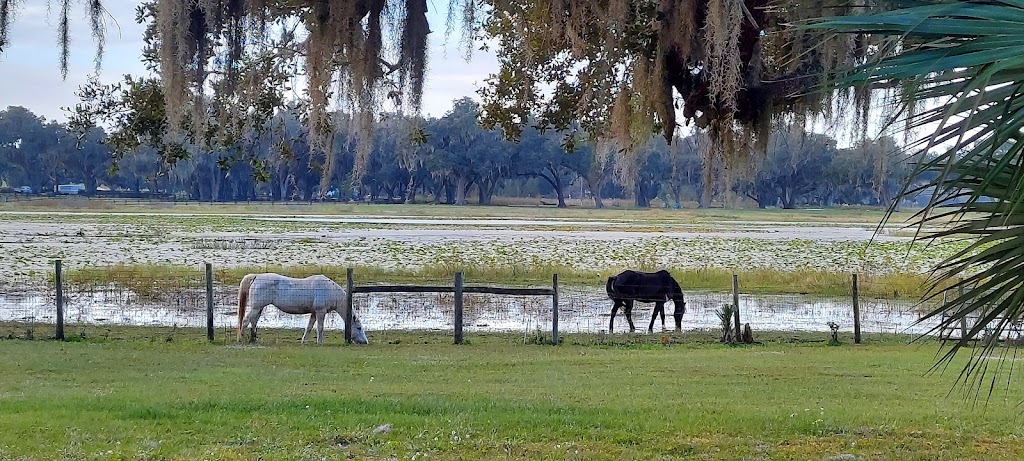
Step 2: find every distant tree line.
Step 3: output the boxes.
[0,100,918,208]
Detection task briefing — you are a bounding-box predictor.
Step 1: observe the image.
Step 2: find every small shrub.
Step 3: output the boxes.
[827,322,841,346]
[717,304,735,343]
[525,326,548,345]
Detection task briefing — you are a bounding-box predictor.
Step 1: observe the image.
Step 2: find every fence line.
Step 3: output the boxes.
[4,265,1010,344]
[348,269,559,345]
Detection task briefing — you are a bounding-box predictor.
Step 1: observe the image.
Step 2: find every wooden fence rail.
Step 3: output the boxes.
[351,286,556,296]
[345,269,560,345]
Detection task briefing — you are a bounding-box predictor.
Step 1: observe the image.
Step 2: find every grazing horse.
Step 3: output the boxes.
[236,273,369,345]
[606,269,686,333]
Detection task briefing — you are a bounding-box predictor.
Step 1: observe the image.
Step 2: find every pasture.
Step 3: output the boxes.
[1,199,1013,459]
[0,200,964,297]
[1,330,1023,460]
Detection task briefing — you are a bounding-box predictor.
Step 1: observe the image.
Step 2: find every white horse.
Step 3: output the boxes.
[236,273,369,345]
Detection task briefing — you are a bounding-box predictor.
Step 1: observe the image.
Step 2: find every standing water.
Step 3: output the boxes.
[0,287,950,337]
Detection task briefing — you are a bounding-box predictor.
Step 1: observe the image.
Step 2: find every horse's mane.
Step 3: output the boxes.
[666,273,683,297]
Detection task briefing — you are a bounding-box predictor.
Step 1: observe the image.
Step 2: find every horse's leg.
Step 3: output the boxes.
[315,311,326,346]
[301,314,316,343]
[625,300,636,332]
[250,313,259,343]
[609,300,622,333]
[649,302,664,333]
[245,306,264,343]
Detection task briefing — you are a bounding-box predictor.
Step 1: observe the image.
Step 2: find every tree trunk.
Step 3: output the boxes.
[444,181,455,204]
[478,179,496,205]
[635,184,650,207]
[781,188,795,209]
[454,175,468,205]
[477,184,488,205]
[432,181,444,204]
[587,179,605,208]
[405,173,417,204]
[210,162,222,202]
[549,167,566,208]
[635,182,655,208]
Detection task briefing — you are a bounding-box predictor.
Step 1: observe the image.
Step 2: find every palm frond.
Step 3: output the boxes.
[809,0,1024,398]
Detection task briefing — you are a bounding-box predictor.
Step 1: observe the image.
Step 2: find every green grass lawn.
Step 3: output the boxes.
[1,330,1022,460]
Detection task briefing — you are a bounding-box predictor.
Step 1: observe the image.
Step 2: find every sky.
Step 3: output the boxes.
[0,0,500,123]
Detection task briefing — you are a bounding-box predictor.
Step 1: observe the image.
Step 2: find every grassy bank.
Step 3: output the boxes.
[63,263,940,299]
[0,330,1020,460]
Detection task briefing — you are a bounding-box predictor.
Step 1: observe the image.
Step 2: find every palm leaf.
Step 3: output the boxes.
[808,0,1024,398]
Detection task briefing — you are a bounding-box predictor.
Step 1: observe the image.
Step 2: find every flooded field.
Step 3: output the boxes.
[0,286,947,337]
[0,211,967,280]
[0,207,977,339]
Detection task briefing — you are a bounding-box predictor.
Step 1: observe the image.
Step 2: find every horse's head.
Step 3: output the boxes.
[672,295,686,331]
[352,316,369,345]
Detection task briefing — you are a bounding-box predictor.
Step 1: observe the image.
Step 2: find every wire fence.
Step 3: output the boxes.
[0,261,1002,344]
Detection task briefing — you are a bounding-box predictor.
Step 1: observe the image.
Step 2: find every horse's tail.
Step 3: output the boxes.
[237,273,257,342]
[606,276,617,298]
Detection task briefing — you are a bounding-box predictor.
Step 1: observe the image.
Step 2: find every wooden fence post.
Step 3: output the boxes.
[551,274,559,346]
[454,272,464,345]
[732,274,741,343]
[852,273,861,344]
[205,263,215,342]
[55,260,64,341]
[345,268,354,344]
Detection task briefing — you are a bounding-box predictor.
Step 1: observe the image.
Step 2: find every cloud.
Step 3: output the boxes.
[0,3,497,122]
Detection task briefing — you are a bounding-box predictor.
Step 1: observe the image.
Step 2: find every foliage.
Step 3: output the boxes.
[826,321,841,345]
[716,303,735,342]
[67,75,187,170]
[5,103,915,206]
[477,0,885,185]
[810,0,1024,395]
[0,106,108,194]
[424,98,511,205]
[2,0,897,188]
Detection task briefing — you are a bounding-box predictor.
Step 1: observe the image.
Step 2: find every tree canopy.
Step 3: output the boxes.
[1,0,882,180]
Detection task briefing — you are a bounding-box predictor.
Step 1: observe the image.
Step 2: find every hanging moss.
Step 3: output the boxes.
[4,0,889,194]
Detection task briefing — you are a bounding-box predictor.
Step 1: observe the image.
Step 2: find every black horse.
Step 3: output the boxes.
[606,270,686,333]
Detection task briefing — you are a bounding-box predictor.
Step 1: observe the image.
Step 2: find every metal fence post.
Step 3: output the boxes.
[205,263,214,341]
[551,274,559,346]
[345,268,354,344]
[55,260,64,341]
[852,273,861,344]
[454,272,464,345]
[732,274,741,343]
